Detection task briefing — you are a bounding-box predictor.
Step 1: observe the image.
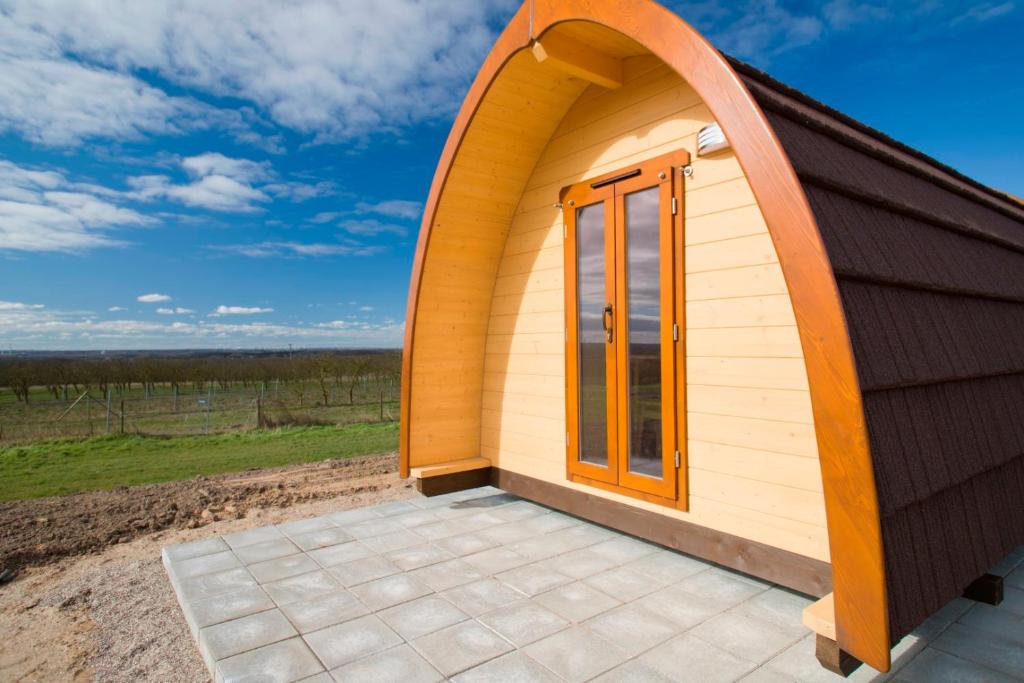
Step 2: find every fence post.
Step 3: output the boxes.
[173,384,178,412]
[120,400,125,434]
[256,396,263,429]
[379,387,384,422]
[105,389,112,434]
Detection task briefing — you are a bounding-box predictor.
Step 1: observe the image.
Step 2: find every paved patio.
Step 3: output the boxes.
[163,486,1024,682]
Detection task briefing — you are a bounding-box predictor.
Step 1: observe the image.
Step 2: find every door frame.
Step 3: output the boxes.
[562,148,690,511]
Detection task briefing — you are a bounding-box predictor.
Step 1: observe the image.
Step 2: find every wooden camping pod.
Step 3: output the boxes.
[400,0,1024,674]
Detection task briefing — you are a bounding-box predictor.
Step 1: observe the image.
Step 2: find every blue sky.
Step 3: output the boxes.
[1,0,1021,350]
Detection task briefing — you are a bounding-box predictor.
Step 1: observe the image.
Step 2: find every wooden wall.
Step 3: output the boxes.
[480,55,830,561]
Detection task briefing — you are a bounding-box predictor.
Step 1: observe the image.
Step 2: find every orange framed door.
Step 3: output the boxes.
[564,183,618,485]
[563,149,689,509]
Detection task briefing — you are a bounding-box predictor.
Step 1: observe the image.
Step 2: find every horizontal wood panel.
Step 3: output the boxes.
[689,440,822,491]
[686,263,790,301]
[687,356,810,391]
[687,326,804,358]
[688,385,815,424]
[690,469,827,527]
[490,290,565,316]
[688,412,819,458]
[686,203,766,245]
[484,352,564,377]
[483,371,564,397]
[686,232,779,274]
[687,295,796,329]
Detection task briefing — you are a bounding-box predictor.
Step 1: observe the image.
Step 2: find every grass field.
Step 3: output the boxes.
[0,422,398,501]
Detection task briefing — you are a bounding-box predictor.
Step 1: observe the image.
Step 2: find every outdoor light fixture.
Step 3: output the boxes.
[697,122,730,156]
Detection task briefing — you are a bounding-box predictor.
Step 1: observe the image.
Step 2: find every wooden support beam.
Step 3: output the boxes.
[803,592,836,640]
[962,573,1003,606]
[531,33,623,89]
[417,467,492,497]
[816,634,863,677]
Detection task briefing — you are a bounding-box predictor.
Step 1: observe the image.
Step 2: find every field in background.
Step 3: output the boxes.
[0,422,398,501]
[0,349,404,500]
[0,378,398,444]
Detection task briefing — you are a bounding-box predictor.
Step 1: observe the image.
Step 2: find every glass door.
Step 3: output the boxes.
[562,149,689,507]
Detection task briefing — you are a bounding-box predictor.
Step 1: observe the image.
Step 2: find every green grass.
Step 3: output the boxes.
[0,422,398,501]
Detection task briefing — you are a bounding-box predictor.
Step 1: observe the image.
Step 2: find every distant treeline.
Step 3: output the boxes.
[0,350,401,404]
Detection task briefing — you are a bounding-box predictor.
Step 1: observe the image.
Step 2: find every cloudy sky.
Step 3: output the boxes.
[1,0,1021,350]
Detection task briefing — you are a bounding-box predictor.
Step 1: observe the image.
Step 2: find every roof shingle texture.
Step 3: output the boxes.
[736,61,1024,642]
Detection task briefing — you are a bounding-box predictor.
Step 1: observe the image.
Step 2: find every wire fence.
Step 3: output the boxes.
[0,379,399,444]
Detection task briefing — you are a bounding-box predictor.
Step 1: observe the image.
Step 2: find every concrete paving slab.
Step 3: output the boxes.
[289,527,354,552]
[234,538,302,565]
[534,581,622,623]
[172,550,242,580]
[476,600,569,647]
[264,570,341,606]
[163,536,229,562]
[165,489,1024,683]
[249,554,320,584]
[329,643,443,683]
[450,651,562,683]
[306,540,373,568]
[277,516,335,538]
[279,588,368,634]
[523,625,629,682]
[384,543,454,571]
[216,636,324,683]
[410,558,486,592]
[379,594,469,641]
[178,567,257,602]
[349,573,432,611]
[640,632,757,683]
[223,525,285,549]
[411,620,514,678]
[303,614,402,669]
[584,603,679,656]
[440,578,525,617]
[186,586,276,634]
[199,608,296,666]
[325,555,399,587]
[496,563,572,596]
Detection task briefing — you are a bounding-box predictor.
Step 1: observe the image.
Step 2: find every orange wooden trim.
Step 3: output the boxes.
[569,472,687,511]
[399,3,532,479]
[403,0,887,668]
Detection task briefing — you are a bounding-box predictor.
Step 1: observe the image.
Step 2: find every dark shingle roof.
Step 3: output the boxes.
[733,58,1024,641]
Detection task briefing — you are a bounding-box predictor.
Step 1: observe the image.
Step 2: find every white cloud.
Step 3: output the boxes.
[213,241,383,258]
[952,2,1016,23]
[338,219,407,237]
[359,306,374,312]
[137,293,171,302]
[0,160,150,253]
[0,300,44,310]
[356,199,423,220]
[156,306,193,315]
[0,1,514,145]
[701,1,824,58]
[212,305,274,316]
[127,152,331,212]
[130,173,270,213]
[107,306,126,312]
[0,302,403,349]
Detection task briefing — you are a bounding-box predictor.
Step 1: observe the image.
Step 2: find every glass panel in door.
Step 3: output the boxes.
[576,202,609,467]
[623,187,663,478]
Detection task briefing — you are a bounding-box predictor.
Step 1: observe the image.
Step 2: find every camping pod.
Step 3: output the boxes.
[399,0,1024,674]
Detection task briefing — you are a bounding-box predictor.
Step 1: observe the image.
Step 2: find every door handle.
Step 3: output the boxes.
[602,304,614,343]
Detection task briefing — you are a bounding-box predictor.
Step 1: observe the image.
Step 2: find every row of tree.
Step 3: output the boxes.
[0,351,402,404]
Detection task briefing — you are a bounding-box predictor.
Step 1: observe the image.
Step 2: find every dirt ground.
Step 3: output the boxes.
[0,453,417,682]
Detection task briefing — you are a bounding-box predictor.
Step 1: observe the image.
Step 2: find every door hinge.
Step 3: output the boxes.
[674,450,681,469]
[671,197,678,215]
[672,323,679,341]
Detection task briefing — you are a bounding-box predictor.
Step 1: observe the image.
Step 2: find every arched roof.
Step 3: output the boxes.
[400,0,889,669]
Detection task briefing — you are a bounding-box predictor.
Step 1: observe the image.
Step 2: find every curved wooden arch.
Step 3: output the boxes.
[400,0,889,670]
